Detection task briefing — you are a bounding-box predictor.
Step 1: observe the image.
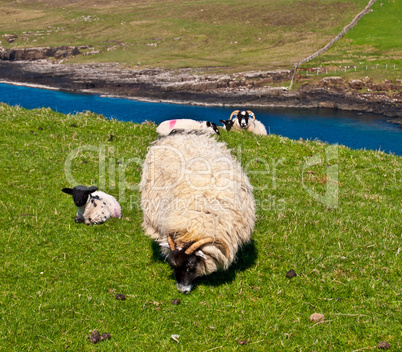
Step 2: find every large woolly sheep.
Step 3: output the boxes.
[62,185,122,225]
[220,110,268,136]
[140,131,255,293]
[156,119,219,137]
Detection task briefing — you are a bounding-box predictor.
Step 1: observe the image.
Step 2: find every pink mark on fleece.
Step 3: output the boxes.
[169,120,177,130]
[111,198,121,218]
[113,206,119,218]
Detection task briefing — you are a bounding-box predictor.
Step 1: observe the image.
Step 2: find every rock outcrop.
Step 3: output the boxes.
[0,46,83,61]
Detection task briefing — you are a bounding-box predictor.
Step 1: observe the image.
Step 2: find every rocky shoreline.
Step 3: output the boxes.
[0,59,401,119]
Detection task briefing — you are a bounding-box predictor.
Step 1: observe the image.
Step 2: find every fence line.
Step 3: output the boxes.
[296,63,399,76]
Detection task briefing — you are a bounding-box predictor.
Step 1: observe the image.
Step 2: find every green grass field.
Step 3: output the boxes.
[0,104,400,350]
[307,0,402,82]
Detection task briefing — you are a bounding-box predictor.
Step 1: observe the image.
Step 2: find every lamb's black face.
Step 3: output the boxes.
[71,190,91,207]
[238,111,250,129]
[168,249,202,294]
[62,185,98,207]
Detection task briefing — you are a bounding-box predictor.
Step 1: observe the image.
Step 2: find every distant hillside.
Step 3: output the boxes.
[307,0,401,82]
[0,0,400,83]
[0,1,370,68]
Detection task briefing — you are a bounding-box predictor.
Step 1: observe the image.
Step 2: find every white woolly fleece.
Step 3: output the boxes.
[232,117,268,135]
[140,132,255,276]
[156,119,216,136]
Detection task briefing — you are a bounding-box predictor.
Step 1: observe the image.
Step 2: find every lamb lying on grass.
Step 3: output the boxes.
[62,185,122,225]
[156,119,220,136]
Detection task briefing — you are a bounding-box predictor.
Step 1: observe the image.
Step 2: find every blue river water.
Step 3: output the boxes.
[0,82,401,155]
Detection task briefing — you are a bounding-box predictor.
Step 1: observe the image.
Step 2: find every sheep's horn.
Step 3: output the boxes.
[247,110,256,121]
[215,241,230,258]
[185,238,215,255]
[229,110,240,121]
[167,233,176,251]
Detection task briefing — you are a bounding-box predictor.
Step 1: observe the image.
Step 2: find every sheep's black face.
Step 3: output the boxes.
[238,111,249,129]
[168,249,201,294]
[206,121,220,135]
[219,119,234,131]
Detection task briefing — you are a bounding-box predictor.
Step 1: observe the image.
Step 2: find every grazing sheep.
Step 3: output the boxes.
[140,131,255,293]
[156,119,219,137]
[62,185,122,225]
[220,110,268,135]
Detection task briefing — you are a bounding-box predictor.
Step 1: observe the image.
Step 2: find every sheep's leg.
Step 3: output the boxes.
[88,208,111,225]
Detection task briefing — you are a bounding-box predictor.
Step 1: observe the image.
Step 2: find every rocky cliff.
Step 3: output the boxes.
[0,60,401,117]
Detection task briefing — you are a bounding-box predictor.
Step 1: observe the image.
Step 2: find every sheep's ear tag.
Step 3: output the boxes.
[195,250,207,260]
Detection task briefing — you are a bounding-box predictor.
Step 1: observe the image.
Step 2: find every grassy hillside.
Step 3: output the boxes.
[0,104,400,350]
[0,0,373,72]
[307,0,402,82]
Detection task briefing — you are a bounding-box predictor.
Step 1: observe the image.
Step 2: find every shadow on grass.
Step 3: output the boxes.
[151,239,258,291]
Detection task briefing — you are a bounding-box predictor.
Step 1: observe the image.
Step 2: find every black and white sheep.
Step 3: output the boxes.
[140,131,255,293]
[156,119,219,137]
[62,185,122,225]
[220,110,268,135]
